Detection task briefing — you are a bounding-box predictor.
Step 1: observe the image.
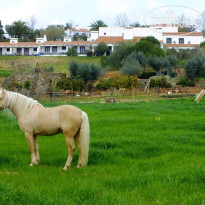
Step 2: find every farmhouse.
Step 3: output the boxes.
[0,25,204,56]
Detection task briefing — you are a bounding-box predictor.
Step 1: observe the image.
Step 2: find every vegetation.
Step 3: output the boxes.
[176,77,196,87]
[95,42,109,56]
[40,25,65,41]
[69,60,101,89]
[66,47,77,56]
[184,54,205,80]
[150,76,172,88]
[90,20,107,31]
[1,99,205,204]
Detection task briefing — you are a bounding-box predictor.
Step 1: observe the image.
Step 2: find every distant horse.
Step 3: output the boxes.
[0,88,89,170]
[195,90,205,103]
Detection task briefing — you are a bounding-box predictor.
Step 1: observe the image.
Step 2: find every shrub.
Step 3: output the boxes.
[139,71,156,79]
[66,47,77,56]
[56,76,85,91]
[86,50,93,57]
[121,58,142,76]
[150,76,172,88]
[69,60,101,85]
[200,41,205,48]
[100,56,109,67]
[184,54,205,80]
[24,80,31,90]
[95,42,109,56]
[176,77,196,87]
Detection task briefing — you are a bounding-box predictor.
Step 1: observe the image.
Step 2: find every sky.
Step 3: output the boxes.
[0,0,204,29]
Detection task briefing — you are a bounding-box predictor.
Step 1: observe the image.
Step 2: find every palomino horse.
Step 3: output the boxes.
[0,88,89,170]
[195,90,205,103]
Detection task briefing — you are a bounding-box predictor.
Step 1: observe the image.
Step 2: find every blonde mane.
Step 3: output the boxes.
[6,91,43,114]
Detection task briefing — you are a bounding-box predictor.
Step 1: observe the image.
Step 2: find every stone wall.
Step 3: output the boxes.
[3,71,65,93]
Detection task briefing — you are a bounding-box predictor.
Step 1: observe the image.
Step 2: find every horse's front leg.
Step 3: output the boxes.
[34,135,40,164]
[25,132,36,166]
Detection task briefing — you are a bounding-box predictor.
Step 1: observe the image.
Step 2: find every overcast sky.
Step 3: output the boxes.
[0,0,204,29]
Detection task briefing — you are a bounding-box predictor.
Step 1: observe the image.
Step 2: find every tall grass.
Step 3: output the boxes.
[0,98,205,204]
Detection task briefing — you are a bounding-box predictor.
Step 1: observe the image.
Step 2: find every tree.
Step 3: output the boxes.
[184,54,205,80]
[126,51,146,68]
[200,41,205,48]
[114,13,129,27]
[65,21,73,30]
[140,36,160,46]
[40,25,65,41]
[108,41,135,69]
[5,20,30,39]
[66,47,77,56]
[0,20,4,39]
[69,60,101,85]
[121,59,142,76]
[90,20,107,31]
[95,42,109,56]
[135,38,165,57]
[130,22,141,27]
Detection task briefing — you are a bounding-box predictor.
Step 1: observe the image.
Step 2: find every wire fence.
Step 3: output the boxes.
[17,87,204,103]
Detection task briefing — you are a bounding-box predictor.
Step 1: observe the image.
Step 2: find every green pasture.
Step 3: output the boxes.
[1,98,205,204]
[0,56,100,74]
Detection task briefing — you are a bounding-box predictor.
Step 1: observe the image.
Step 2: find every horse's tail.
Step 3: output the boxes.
[79,111,90,166]
[196,90,205,103]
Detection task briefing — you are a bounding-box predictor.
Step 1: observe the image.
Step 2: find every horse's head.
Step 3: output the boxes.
[0,88,7,111]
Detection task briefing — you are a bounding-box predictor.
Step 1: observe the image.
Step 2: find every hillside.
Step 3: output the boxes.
[0,56,101,74]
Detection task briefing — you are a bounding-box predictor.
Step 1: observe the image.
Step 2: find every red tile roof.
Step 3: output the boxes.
[41,41,91,45]
[70,28,90,32]
[164,44,200,47]
[163,32,203,36]
[93,36,124,44]
[0,42,40,47]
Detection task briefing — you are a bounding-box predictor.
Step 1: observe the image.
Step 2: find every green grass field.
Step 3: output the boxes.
[1,98,205,204]
[0,56,100,74]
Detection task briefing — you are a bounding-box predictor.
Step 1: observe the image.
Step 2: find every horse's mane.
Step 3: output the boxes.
[6,91,43,114]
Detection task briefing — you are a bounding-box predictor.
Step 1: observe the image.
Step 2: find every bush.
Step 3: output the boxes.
[176,77,196,87]
[95,42,109,56]
[56,76,85,91]
[121,58,142,76]
[139,71,156,79]
[66,47,77,56]
[184,54,205,80]
[86,50,93,57]
[100,56,109,67]
[200,41,205,48]
[69,60,101,85]
[24,80,31,90]
[150,76,172,88]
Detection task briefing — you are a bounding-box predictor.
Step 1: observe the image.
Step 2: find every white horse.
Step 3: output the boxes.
[195,90,205,103]
[0,88,90,170]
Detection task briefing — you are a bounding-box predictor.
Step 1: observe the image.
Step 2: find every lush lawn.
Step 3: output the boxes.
[1,98,205,204]
[0,56,100,74]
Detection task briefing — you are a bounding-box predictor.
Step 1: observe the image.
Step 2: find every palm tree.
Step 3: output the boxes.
[90,20,107,31]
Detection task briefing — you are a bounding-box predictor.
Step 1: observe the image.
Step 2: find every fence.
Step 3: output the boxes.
[18,87,204,103]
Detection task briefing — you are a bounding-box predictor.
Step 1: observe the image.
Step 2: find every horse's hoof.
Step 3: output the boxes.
[34,162,39,165]
[63,167,67,171]
[29,163,34,167]
[77,164,82,168]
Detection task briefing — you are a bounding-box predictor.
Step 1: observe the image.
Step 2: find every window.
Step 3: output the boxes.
[52,46,57,53]
[38,41,41,43]
[7,48,10,52]
[80,46,85,54]
[188,41,191,44]
[166,38,172,44]
[33,48,37,51]
[62,46,66,50]
[104,32,106,35]
[45,46,50,53]
[179,38,184,44]
[173,41,176,44]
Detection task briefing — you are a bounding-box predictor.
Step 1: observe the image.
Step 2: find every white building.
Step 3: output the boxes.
[0,25,204,56]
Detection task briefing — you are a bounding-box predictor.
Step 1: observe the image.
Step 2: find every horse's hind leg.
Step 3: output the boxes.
[25,132,36,166]
[74,130,82,168]
[34,135,40,164]
[63,132,75,170]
